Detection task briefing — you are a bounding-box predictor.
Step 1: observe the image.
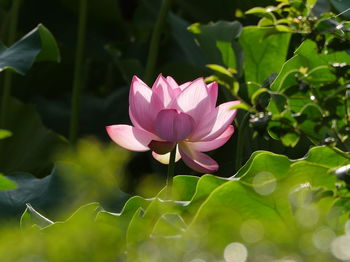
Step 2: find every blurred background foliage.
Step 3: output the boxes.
[0,0,350,260]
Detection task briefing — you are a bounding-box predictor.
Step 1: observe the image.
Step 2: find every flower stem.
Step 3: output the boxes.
[69,0,87,144]
[166,146,176,199]
[0,0,21,128]
[144,0,172,85]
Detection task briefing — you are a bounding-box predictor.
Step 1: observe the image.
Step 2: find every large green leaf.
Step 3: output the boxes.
[187,147,347,257]
[303,146,350,168]
[172,175,199,201]
[96,196,150,236]
[0,162,129,219]
[124,147,349,260]
[0,167,65,218]
[0,24,60,75]
[239,26,291,90]
[20,203,53,229]
[237,151,291,182]
[0,98,66,176]
[188,180,296,253]
[188,21,242,69]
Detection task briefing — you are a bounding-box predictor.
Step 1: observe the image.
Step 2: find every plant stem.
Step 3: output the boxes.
[144,0,172,85]
[1,74,13,128]
[345,88,350,143]
[166,146,177,199]
[0,0,21,128]
[69,0,87,144]
[235,112,250,170]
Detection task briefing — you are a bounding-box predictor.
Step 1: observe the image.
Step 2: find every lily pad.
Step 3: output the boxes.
[0,24,60,75]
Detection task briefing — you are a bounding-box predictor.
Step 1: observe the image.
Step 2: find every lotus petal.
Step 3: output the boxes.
[106,125,157,151]
[155,109,195,142]
[166,76,180,90]
[152,74,181,107]
[152,147,181,164]
[191,101,239,141]
[186,125,234,152]
[174,78,210,124]
[207,82,218,107]
[179,143,219,173]
[129,76,163,132]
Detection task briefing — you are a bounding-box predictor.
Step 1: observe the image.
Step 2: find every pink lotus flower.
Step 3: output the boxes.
[106,74,239,173]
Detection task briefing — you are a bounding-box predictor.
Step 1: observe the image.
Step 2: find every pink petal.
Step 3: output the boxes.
[129,107,143,130]
[186,125,234,152]
[129,76,163,132]
[174,78,210,124]
[155,109,195,142]
[179,81,191,90]
[166,76,180,90]
[207,82,218,107]
[148,140,176,154]
[152,147,181,164]
[106,125,157,152]
[152,74,180,107]
[191,101,240,141]
[179,143,219,173]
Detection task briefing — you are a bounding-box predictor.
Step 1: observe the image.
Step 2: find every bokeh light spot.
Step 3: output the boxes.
[331,235,350,260]
[312,226,335,252]
[190,259,206,262]
[223,242,248,262]
[252,172,276,196]
[345,220,350,235]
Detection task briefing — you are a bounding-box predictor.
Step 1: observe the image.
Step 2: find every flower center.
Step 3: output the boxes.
[154,109,195,142]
